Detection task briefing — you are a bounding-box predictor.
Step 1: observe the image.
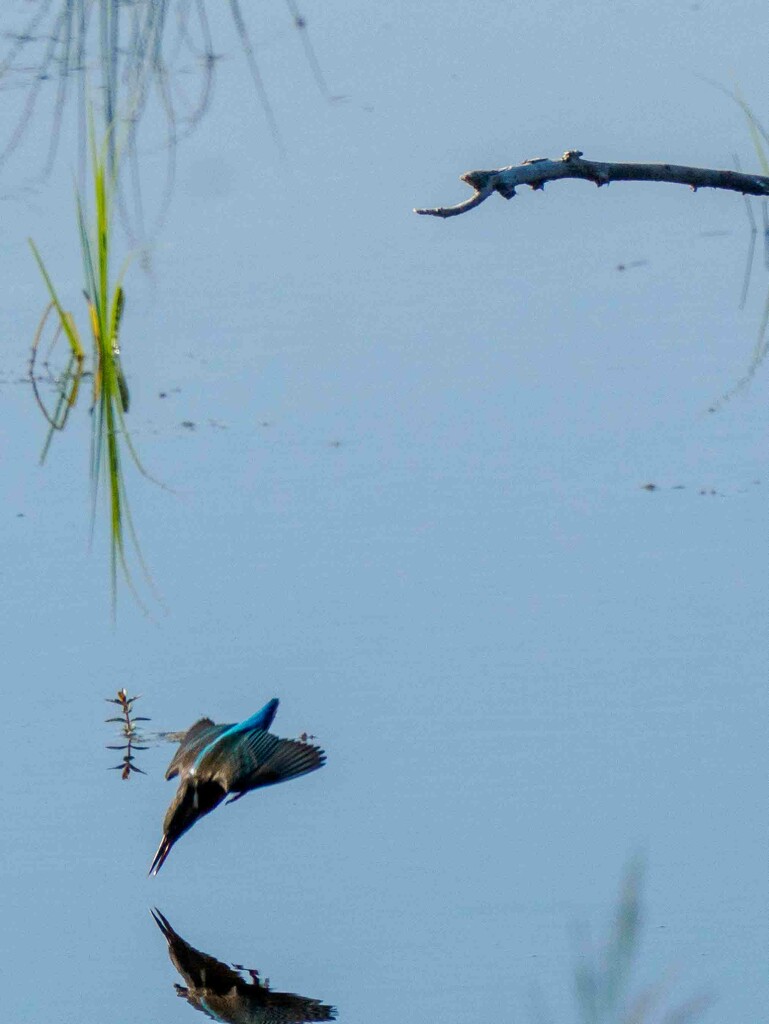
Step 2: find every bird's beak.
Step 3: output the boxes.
[150,907,173,937]
[149,834,173,876]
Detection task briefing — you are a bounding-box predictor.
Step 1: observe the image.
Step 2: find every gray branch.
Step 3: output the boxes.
[414,150,769,218]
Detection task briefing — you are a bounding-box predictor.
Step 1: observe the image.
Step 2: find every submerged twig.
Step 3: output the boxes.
[415,150,769,218]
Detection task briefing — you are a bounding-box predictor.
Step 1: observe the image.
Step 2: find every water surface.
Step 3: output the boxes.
[1,2,768,1021]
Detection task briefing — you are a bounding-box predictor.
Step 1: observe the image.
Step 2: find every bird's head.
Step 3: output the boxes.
[149,777,225,876]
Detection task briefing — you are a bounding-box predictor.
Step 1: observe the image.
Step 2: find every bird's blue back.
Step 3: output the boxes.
[193,697,279,769]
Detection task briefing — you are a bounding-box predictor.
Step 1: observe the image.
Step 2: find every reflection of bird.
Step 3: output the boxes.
[152,908,337,1023]
[150,699,325,875]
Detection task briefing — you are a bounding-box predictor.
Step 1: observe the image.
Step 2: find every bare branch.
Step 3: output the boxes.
[415,150,769,218]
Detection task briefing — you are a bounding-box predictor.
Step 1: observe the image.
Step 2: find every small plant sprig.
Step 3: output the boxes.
[105,688,150,779]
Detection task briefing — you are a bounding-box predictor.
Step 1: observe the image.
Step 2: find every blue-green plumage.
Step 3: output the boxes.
[150,699,324,875]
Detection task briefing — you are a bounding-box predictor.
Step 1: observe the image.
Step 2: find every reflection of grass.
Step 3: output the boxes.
[730,95,769,400]
[728,90,769,176]
[29,125,156,613]
[704,87,769,408]
[569,861,711,1024]
[0,1,328,232]
[28,297,85,460]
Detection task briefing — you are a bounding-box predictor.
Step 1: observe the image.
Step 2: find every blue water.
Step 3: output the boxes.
[1,2,768,1021]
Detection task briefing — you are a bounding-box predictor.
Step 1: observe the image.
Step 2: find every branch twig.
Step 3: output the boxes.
[415,150,769,218]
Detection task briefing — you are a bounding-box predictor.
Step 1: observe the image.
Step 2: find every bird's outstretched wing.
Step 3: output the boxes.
[165,718,223,779]
[236,732,327,791]
[204,730,326,794]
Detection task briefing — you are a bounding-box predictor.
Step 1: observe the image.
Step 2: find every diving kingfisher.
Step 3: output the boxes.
[149,698,325,875]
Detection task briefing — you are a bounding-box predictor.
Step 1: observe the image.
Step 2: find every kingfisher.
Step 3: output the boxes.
[149,698,325,875]
[151,908,337,1021]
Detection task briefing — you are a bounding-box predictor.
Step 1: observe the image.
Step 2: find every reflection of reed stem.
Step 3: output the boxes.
[2,1,332,234]
[569,860,712,1023]
[105,688,150,779]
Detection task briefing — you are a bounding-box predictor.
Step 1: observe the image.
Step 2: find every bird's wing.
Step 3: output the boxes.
[256,988,338,1021]
[222,730,326,793]
[165,718,226,779]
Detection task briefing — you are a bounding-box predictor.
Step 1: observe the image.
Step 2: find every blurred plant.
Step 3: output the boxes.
[105,688,150,779]
[28,119,158,612]
[569,860,711,1024]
